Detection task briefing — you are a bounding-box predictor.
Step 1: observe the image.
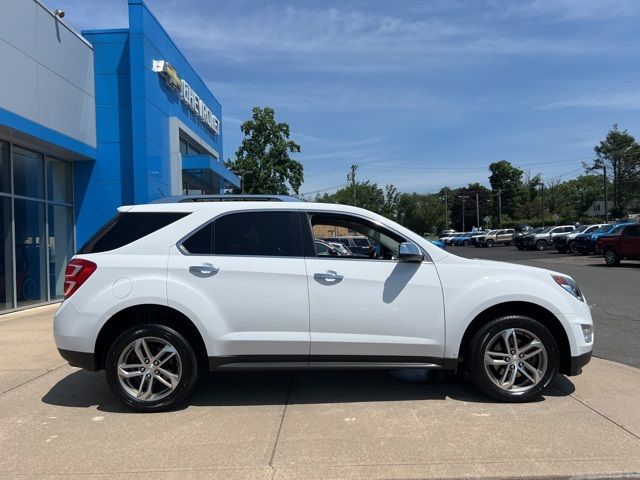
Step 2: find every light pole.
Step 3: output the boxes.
[458,195,469,231]
[475,193,480,230]
[238,170,254,194]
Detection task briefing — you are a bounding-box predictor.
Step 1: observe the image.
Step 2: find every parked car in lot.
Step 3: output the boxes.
[571,224,625,255]
[325,236,373,256]
[553,224,608,253]
[439,232,461,245]
[54,200,593,411]
[451,231,487,247]
[522,225,575,251]
[513,225,536,250]
[475,229,515,247]
[595,223,640,266]
[428,239,446,250]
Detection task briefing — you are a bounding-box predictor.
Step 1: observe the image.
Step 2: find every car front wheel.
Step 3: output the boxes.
[466,316,559,402]
[106,324,198,412]
[486,239,495,247]
[536,240,547,251]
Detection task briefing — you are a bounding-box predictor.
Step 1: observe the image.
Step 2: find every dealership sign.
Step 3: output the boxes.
[152,60,220,135]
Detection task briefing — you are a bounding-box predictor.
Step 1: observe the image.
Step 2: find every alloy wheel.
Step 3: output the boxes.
[117,337,182,401]
[483,328,548,393]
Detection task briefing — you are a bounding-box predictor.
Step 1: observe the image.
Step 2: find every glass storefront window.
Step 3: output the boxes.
[47,159,73,204]
[0,141,10,193]
[14,199,46,307]
[48,205,74,299]
[0,197,14,310]
[13,147,44,199]
[0,140,74,312]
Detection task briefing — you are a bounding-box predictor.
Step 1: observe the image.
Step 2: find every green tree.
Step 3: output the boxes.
[590,125,640,216]
[317,181,386,214]
[396,193,445,235]
[225,107,303,194]
[488,160,524,219]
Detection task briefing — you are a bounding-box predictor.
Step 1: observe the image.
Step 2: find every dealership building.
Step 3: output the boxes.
[0,0,239,312]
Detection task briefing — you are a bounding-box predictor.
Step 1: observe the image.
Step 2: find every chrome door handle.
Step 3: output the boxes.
[189,263,219,277]
[314,270,343,281]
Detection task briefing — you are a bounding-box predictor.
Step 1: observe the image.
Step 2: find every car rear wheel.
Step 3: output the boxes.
[603,247,620,266]
[466,316,559,402]
[486,239,495,248]
[106,324,198,412]
[536,240,547,251]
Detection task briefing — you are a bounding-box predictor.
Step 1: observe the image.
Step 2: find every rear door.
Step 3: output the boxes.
[167,210,310,367]
[620,225,640,256]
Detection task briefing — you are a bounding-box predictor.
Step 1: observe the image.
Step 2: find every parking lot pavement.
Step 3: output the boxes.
[453,245,640,369]
[1,307,640,479]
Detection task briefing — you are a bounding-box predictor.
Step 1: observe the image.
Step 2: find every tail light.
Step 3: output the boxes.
[64,259,97,298]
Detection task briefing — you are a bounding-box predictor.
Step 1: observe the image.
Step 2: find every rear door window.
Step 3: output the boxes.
[79,212,189,254]
[181,211,301,257]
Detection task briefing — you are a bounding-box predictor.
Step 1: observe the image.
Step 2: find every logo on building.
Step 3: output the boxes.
[152,60,220,135]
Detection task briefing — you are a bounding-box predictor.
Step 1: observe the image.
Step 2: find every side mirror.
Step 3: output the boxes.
[398,242,424,263]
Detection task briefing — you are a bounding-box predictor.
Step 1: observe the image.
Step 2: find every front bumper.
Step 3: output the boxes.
[567,351,592,376]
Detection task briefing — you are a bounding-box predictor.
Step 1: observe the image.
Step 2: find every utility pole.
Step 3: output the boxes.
[475,193,480,230]
[590,163,609,222]
[497,188,502,228]
[458,195,469,231]
[347,164,357,207]
[444,191,448,230]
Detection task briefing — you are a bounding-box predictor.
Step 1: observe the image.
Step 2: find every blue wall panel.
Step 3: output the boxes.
[76,0,233,245]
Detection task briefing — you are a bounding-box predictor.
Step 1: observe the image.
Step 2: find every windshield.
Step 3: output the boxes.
[594,225,613,233]
[607,224,626,234]
[575,225,589,233]
[537,227,553,234]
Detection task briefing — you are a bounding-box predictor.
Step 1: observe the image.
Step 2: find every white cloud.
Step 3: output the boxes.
[538,92,640,110]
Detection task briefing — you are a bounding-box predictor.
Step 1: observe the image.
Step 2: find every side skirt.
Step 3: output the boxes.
[209,355,459,372]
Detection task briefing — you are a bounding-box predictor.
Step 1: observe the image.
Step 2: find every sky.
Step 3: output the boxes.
[55,0,640,196]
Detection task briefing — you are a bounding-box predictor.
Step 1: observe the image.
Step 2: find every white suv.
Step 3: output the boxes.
[54,201,593,411]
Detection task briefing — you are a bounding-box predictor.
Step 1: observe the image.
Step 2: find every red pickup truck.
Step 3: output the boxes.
[595,223,640,266]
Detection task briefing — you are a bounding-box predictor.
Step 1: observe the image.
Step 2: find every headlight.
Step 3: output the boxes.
[551,275,584,302]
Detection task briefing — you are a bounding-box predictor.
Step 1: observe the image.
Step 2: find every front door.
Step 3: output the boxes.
[303,211,445,365]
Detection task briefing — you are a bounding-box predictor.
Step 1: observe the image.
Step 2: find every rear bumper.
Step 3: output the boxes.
[566,351,592,376]
[58,348,98,371]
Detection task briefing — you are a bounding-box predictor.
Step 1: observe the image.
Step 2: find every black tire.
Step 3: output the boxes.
[106,324,199,412]
[486,239,495,248]
[466,315,559,402]
[463,240,471,247]
[535,240,547,251]
[568,242,577,254]
[603,247,620,266]
[516,245,524,250]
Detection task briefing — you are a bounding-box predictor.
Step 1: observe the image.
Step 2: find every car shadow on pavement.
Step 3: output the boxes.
[41,368,575,413]
[588,262,640,269]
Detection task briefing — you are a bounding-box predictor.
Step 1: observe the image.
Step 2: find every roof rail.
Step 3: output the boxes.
[149,194,304,204]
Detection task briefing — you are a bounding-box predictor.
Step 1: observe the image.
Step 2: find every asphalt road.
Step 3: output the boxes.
[452,244,640,368]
